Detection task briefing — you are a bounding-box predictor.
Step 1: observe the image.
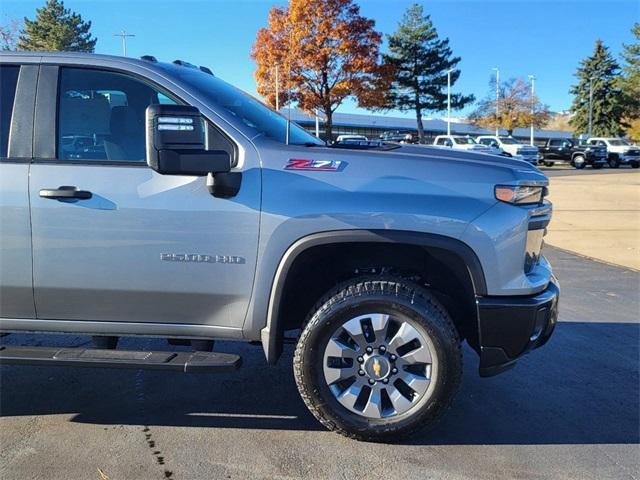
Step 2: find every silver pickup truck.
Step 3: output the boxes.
[0,52,559,442]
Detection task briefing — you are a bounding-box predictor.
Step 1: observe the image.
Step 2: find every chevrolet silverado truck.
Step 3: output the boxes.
[476,135,539,165]
[586,137,640,168]
[0,53,559,442]
[538,137,607,169]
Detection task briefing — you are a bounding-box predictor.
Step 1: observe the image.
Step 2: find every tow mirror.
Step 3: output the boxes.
[145,104,231,176]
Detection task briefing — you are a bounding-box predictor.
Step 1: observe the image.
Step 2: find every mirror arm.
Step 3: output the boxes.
[207,172,242,198]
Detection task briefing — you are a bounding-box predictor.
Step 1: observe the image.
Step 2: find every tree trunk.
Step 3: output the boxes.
[416,106,425,143]
[325,108,333,143]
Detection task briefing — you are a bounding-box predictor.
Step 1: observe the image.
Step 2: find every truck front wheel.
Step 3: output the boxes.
[572,155,586,169]
[293,276,462,442]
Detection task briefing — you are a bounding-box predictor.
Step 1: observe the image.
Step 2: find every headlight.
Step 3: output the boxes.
[495,185,545,205]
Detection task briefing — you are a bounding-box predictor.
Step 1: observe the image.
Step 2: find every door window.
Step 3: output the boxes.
[57,68,177,162]
[0,65,20,158]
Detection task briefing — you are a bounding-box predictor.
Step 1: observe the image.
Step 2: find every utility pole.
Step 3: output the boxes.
[315,109,320,138]
[588,76,593,138]
[113,31,135,57]
[492,67,500,136]
[446,68,454,136]
[528,75,535,146]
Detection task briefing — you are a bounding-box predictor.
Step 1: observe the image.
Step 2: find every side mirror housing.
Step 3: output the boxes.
[145,104,231,176]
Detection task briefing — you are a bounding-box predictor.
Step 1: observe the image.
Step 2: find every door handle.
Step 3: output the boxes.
[39,186,92,200]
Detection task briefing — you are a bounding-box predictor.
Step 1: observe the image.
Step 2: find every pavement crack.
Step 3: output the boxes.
[135,369,175,480]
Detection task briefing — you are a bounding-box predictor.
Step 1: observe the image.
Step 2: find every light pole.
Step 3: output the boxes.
[446,68,454,136]
[528,74,535,146]
[588,76,594,138]
[492,67,500,136]
[113,31,135,56]
[275,64,280,111]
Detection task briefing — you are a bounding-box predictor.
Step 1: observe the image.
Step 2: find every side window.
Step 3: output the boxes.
[549,139,561,147]
[57,67,177,162]
[0,65,20,158]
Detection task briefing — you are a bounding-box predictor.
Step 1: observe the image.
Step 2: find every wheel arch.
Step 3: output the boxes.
[260,230,486,364]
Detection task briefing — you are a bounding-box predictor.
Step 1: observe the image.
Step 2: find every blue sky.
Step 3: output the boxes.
[2,0,638,118]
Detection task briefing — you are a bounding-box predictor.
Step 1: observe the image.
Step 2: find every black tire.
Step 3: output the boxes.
[572,155,586,169]
[543,161,555,167]
[608,155,620,168]
[293,276,462,442]
[631,161,639,169]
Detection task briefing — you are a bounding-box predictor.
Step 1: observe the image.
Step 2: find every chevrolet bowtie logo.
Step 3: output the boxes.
[372,359,382,378]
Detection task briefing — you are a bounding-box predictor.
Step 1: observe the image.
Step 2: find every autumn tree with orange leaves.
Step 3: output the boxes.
[252,0,392,141]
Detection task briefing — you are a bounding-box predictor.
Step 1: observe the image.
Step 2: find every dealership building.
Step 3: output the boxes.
[284,109,572,146]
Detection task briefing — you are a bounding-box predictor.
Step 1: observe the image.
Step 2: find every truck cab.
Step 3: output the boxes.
[433,135,492,153]
[476,135,539,165]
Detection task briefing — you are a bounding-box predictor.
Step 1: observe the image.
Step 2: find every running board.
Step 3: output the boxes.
[0,345,241,373]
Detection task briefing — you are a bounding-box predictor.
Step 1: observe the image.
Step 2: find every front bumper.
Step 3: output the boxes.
[586,153,607,164]
[476,276,559,377]
[620,154,639,163]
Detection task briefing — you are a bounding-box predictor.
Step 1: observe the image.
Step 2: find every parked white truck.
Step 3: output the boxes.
[586,137,640,168]
[476,136,539,165]
[433,135,492,153]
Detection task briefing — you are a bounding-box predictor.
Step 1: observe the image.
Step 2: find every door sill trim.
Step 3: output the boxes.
[0,318,243,340]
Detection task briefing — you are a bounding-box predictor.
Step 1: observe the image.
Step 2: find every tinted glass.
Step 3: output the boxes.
[58,67,177,162]
[164,66,323,146]
[0,65,20,158]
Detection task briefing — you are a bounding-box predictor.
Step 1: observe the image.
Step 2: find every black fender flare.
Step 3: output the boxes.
[260,229,487,363]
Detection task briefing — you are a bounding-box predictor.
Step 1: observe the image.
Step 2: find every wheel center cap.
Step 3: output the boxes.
[364,355,391,380]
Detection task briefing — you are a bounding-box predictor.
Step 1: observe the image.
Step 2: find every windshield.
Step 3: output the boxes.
[167,67,323,146]
[499,137,520,144]
[608,139,630,146]
[453,136,477,144]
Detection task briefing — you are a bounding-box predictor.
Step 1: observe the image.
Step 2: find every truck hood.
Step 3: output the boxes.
[393,144,543,176]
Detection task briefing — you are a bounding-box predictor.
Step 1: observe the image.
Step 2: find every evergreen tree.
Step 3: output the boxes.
[18,0,96,52]
[383,3,474,143]
[619,23,640,138]
[569,39,624,137]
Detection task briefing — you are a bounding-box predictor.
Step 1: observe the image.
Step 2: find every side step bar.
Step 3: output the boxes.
[0,345,241,373]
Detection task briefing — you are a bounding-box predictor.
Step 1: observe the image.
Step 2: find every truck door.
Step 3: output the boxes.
[0,63,36,319]
[546,139,565,160]
[28,65,260,331]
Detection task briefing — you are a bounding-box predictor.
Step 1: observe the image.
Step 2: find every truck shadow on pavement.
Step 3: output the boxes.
[1,321,638,446]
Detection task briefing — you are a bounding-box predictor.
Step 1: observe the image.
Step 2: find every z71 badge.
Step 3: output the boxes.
[285,158,346,172]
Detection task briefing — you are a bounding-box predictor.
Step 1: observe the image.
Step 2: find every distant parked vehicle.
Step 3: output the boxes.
[538,138,607,169]
[433,135,493,153]
[586,137,640,168]
[380,131,416,143]
[476,136,539,165]
[335,134,369,144]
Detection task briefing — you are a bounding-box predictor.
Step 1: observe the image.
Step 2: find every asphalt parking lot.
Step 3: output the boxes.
[1,244,638,480]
